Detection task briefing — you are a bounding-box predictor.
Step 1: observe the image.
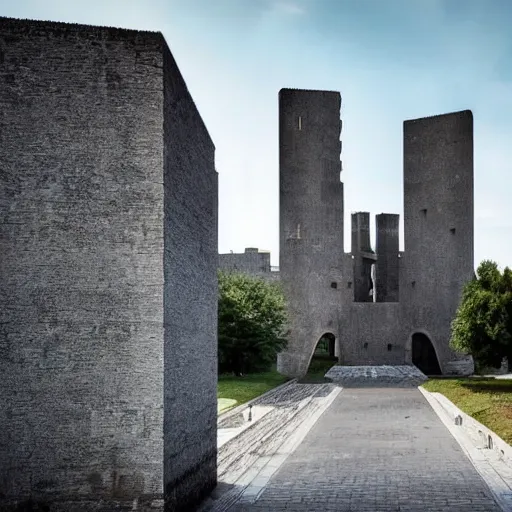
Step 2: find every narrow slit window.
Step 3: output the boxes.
[298,116,302,131]
[421,208,427,216]
[331,282,337,289]
[387,344,392,351]
[450,228,456,234]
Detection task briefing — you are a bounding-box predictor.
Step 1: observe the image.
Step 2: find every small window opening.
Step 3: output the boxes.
[298,116,302,131]
[411,281,416,288]
[347,281,352,288]
[331,282,337,289]
[421,208,427,216]
[450,228,456,234]
[363,342,368,349]
[387,344,392,351]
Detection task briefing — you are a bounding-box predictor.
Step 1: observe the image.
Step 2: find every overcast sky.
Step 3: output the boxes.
[2,0,512,268]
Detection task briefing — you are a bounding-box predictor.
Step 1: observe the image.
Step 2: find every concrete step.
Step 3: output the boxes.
[200,382,339,512]
[325,365,428,387]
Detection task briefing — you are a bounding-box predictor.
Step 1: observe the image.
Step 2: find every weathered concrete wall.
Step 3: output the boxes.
[0,18,165,511]
[163,44,218,511]
[277,88,344,376]
[402,110,474,375]
[339,303,403,365]
[0,16,218,511]
[375,213,399,302]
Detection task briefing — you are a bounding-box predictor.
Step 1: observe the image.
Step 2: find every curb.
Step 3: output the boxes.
[420,386,512,466]
[419,386,512,511]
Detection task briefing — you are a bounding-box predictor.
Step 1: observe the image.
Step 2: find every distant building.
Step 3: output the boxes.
[219,248,280,282]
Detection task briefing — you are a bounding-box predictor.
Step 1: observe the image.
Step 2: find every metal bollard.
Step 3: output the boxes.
[248,405,252,422]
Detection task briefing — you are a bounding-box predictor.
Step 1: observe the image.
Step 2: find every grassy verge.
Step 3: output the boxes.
[217,367,290,413]
[299,354,338,383]
[422,377,512,444]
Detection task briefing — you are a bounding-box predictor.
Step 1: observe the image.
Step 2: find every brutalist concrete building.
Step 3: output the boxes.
[276,88,474,378]
[0,17,218,512]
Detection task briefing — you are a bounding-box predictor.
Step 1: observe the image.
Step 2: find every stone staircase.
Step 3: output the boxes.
[325,365,428,387]
[200,381,340,511]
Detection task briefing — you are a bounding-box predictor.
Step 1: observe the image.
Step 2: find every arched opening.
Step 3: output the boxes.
[303,333,338,382]
[411,332,442,375]
[315,332,336,358]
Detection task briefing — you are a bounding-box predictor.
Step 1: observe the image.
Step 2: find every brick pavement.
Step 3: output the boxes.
[226,388,502,511]
[325,365,428,387]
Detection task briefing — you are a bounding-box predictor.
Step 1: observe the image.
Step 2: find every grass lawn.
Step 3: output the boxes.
[217,367,289,413]
[298,353,338,383]
[422,377,512,444]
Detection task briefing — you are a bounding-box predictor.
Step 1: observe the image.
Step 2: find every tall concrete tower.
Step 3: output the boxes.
[375,213,400,302]
[402,110,474,374]
[277,89,344,376]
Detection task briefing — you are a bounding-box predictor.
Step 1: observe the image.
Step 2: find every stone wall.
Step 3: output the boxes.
[0,17,217,511]
[162,42,218,511]
[339,303,403,365]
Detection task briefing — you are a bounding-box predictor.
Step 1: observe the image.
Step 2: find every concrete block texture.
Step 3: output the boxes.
[402,110,474,373]
[163,43,218,512]
[0,16,217,512]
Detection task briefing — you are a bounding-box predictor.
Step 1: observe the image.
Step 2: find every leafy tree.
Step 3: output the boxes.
[218,271,288,376]
[450,260,512,369]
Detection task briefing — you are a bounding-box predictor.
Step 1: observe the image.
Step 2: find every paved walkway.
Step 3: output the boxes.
[218,387,503,512]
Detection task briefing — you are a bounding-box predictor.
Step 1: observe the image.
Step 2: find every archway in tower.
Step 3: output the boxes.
[304,333,338,380]
[411,332,442,375]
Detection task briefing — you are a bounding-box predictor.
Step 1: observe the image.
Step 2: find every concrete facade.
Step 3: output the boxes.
[218,248,280,282]
[276,88,474,378]
[0,17,217,512]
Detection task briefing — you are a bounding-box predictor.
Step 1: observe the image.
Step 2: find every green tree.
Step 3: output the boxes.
[450,260,512,369]
[218,271,288,376]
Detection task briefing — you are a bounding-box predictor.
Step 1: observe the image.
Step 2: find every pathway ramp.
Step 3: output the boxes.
[202,365,506,511]
[228,387,502,511]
